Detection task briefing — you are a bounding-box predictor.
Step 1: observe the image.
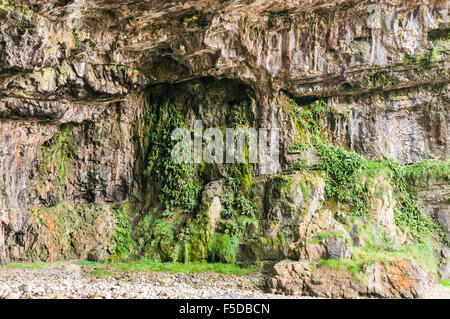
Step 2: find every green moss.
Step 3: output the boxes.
[145,100,202,216]
[277,230,285,246]
[271,175,291,197]
[318,258,362,275]
[0,1,33,20]
[91,268,116,277]
[300,181,309,200]
[77,258,257,276]
[313,138,369,217]
[366,70,393,88]
[309,231,345,244]
[183,14,198,23]
[2,263,45,270]
[40,124,75,200]
[110,202,135,262]
[403,46,441,69]
[258,237,269,245]
[31,208,47,226]
[180,218,208,263]
[403,159,449,180]
[207,233,240,264]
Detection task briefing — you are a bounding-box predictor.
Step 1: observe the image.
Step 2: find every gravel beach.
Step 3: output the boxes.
[1,262,448,299]
[0,263,308,299]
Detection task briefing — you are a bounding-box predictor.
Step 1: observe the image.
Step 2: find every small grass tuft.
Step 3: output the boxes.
[91,268,116,277]
[3,263,46,270]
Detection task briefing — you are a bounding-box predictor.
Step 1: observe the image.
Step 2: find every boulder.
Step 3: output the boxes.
[267,260,363,298]
[305,265,364,298]
[365,259,430,298]
[201,181,224,233]
[268,258,431,298]
[408,176,450,241]
[252,171,325,223]
[267,260,312,296]
[324,237,353,259]
[201,181,223,200]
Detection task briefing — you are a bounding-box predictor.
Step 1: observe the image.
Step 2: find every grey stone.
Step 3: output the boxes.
[350,223,366,247]
[62,264,81,275]
[438,248,450,280]
[334,211,347,224]
[18,283,29,294]
[201,181,224,233]
[87,245,110,263]
[202,181,223,201]
[324,237,353,259]
[365,259,430,298]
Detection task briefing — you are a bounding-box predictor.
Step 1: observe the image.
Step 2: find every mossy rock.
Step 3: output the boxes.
[252,171,326,222]
[27,203,116,262]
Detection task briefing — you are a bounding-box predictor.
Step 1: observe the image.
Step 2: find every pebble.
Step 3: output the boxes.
[18,283,29,297]
[62,264,82,275]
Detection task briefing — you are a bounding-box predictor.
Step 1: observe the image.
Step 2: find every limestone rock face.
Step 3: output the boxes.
[366,176,399,239]
[267,260,314,296]
[438,248,450,281]
[267,260,364,298]
[365,259,430,299]
[408,175,450,240]
[305,265,364,299]
[0,0,448,280]
[202,181,224,233]
[6,203,115,263]
[239,171,328,262]
[268,258,430,298]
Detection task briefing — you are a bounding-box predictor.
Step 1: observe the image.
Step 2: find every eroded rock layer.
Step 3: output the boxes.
[0,0,449,297]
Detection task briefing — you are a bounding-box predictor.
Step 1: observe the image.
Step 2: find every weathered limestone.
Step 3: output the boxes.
[365,259,430,299]
[0,3,447,301]
[268,258,430,298]
[408,175,450,240]
[202,181,224,233]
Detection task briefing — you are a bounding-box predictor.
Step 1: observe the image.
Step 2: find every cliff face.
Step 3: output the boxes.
[0,0,448,293]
